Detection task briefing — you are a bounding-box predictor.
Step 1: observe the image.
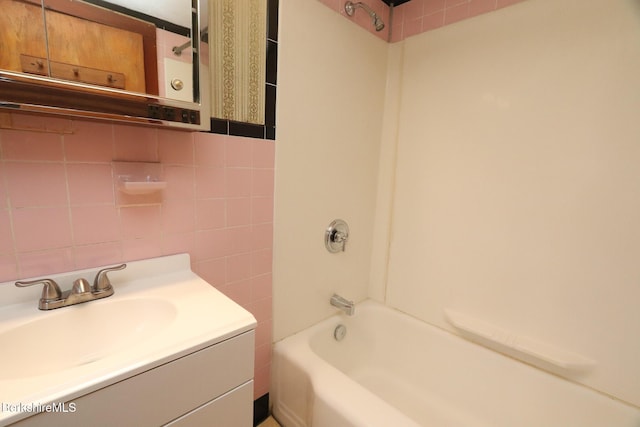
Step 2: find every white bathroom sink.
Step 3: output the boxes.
[0,298,176,380]
[0,254,256,426]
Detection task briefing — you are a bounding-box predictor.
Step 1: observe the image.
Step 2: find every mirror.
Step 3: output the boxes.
[0,0,210,131]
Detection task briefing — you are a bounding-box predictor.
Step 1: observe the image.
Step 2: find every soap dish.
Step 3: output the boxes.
[113,162,165,205]
[118,180,167,195]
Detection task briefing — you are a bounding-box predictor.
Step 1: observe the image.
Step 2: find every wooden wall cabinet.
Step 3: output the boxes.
[0,0,209,131]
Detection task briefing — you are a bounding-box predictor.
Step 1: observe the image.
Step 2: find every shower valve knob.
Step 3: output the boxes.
[325,219,350,253]
[332,230,348,243]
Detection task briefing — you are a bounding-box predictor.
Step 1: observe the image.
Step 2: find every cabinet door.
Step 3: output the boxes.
[165,381,253,427]
[43,7,146,92]
[0,0,47,73]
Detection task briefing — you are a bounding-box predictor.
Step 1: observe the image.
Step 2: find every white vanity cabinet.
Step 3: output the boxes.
[0,254,257,427]
[13,330,255,427]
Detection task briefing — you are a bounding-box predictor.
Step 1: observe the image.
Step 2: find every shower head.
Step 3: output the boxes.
[373,15,385,32]
[344,1,385,32]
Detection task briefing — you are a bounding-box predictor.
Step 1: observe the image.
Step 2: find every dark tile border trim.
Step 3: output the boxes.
[253,393,270,426]
[206,0,278,140]
[382,0,412,5]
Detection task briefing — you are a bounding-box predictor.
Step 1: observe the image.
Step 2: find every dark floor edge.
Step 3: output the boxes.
[253,393,269,426]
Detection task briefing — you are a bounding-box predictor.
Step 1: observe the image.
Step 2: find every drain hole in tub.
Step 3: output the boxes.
[334,324,347,341]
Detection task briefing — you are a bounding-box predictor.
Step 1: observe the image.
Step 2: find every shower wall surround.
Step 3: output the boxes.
[275,0,640,414]
[385,0,640,409]
[0,113,274,400]
[273,0,388,341]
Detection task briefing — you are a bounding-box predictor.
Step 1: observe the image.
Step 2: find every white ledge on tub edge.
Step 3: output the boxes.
[444,309,595,372]
[0,253,257,426]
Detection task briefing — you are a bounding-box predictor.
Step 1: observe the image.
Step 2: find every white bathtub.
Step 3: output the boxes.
[272,300,640,427]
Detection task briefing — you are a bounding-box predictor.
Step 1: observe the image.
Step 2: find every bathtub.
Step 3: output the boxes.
[271,300,640,427]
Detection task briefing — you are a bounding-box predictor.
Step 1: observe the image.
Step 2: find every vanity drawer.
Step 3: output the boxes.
[165,381,253,427]
[14,330,254,427]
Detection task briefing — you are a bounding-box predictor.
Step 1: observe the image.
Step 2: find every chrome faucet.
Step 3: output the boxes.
[330,293,355,316]
[15,264,126,310]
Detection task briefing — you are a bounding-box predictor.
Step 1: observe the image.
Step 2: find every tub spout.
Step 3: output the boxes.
[330,294,355,316]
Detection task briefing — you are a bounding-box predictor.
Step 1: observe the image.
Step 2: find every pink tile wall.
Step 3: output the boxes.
[317,0,527,42]
[0,113,274,399]
[391,0,527,41]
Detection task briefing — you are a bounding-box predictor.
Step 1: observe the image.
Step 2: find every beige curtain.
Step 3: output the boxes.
[210,0,266,125]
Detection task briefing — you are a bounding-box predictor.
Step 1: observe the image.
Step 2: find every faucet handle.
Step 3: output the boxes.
[15,278,63,302]
[93,263,126,293]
